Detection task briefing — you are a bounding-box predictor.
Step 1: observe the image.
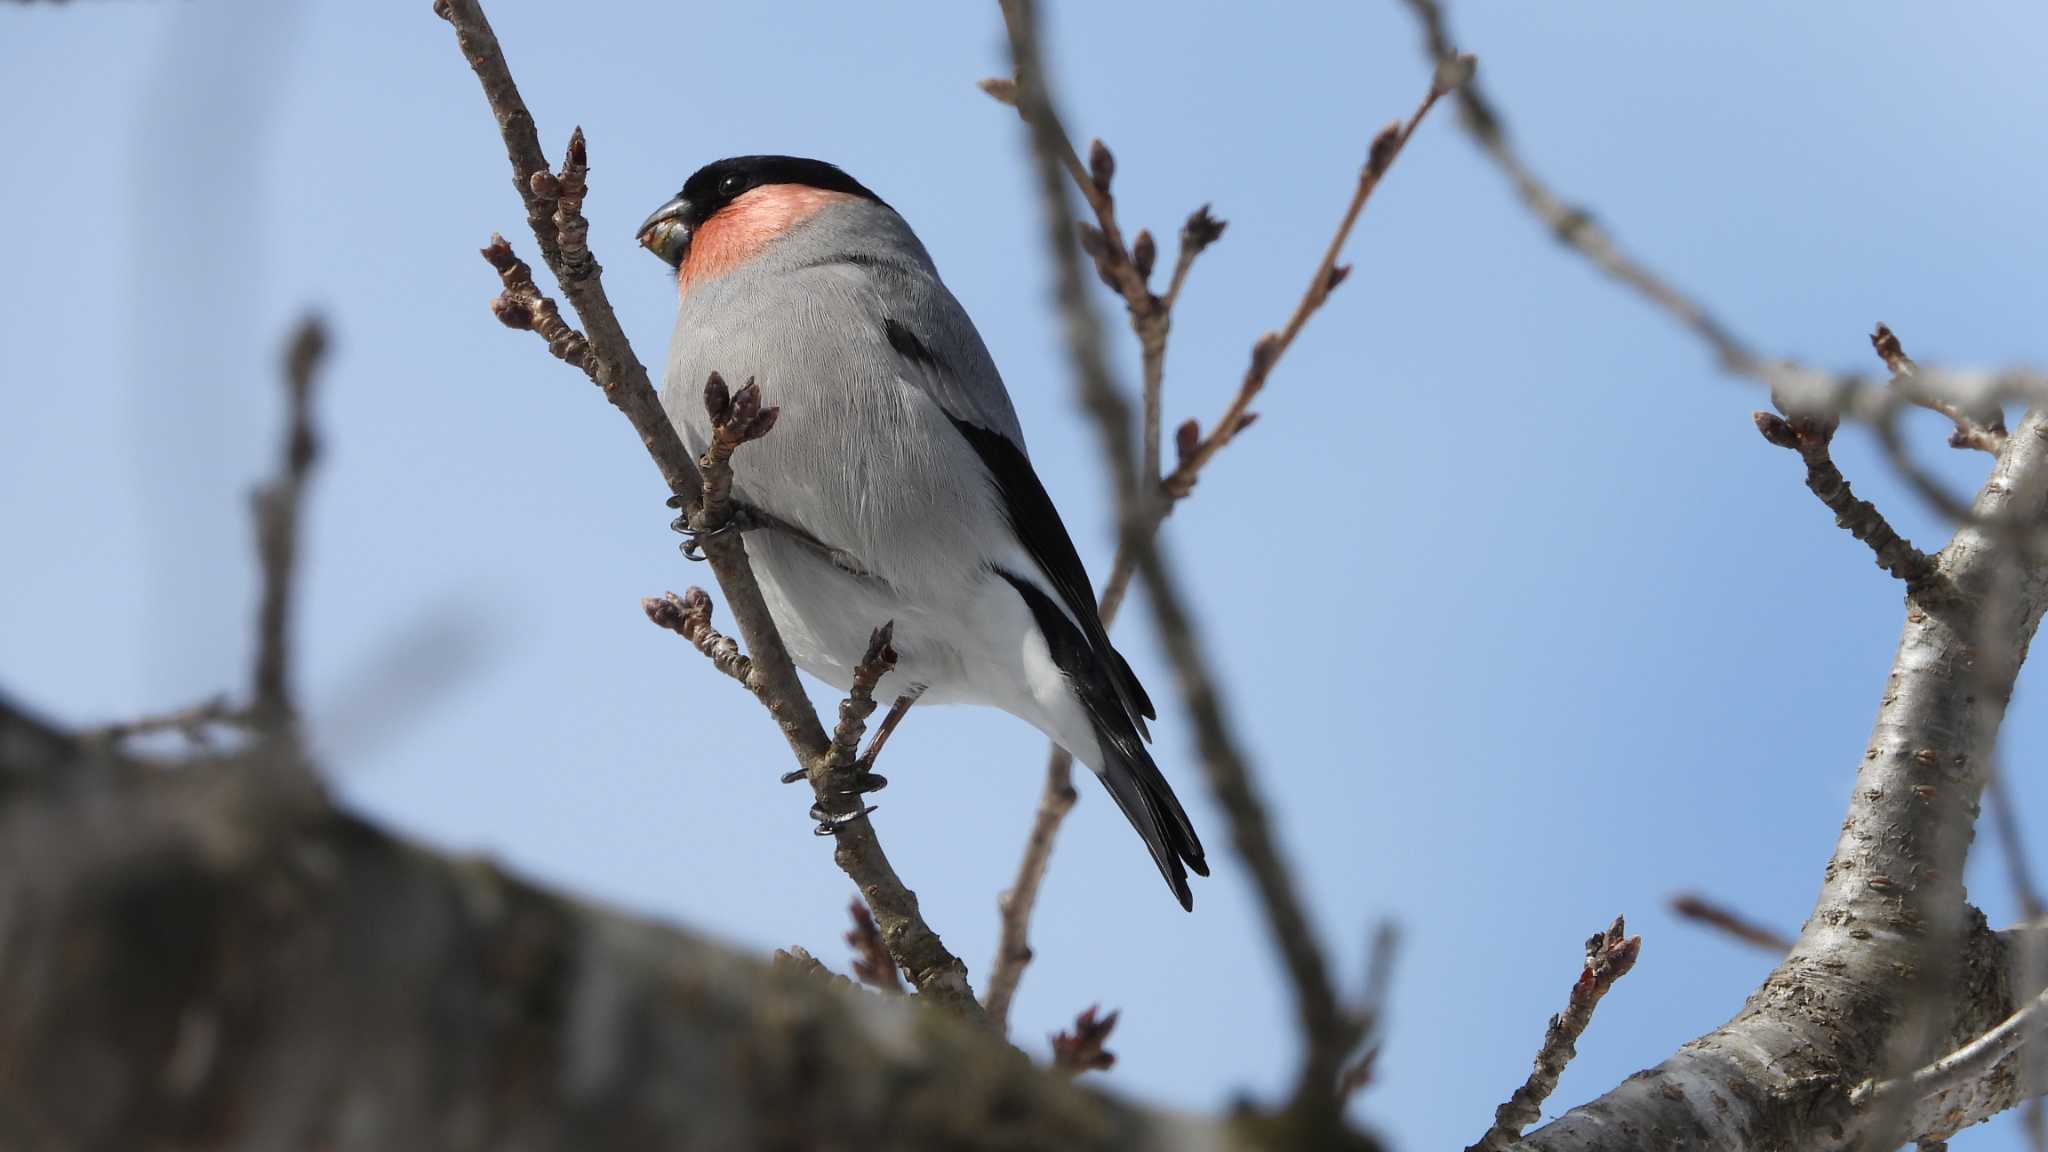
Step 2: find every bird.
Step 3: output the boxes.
[638,155,1208,909]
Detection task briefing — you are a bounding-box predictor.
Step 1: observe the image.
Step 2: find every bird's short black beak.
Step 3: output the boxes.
[638,196,692,267]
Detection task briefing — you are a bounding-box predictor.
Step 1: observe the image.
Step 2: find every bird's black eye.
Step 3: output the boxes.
[718,173,747,198]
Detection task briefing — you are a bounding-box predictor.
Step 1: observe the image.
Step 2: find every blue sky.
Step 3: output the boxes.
[5,2,2046,1147]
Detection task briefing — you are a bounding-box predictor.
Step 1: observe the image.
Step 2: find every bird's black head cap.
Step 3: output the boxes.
[675,155,884,226]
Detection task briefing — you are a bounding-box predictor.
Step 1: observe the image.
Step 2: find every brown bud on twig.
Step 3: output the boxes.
[529,169,561,201]
[1051,1005,1120,1076]
[1871,321,1907,371]
[1174,418,1201,465]
[1234,411,1260,436]
[1181,203,1227,253]
[1323,263,1352,295]
[1076,221,1107,260]
[1132,229,1157,282]
[1088,138,1115,196]
[977,76,1019,107]
[1366,120,1404,179]
[1249,331,1283,379]
[730,378,761,429]
[491,296,535,330]
[704,370,732,427]
[1753,411,1800,451]
[1433,52,1477,95]
[844,900,903,993]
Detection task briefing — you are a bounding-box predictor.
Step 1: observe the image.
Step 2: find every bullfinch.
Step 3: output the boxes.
[639,155,1207,909]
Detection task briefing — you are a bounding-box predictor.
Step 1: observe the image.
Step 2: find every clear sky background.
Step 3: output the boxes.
[5,2,2046,1148]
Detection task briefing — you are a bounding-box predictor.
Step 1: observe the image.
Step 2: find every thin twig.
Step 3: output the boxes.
[80,695,248,747]
[437,0,978,1021]
[854,691,920,775]
[1467,917,1642,1152]
[985,750,1079,1025]
[642,589,750,685]
[1669,891,1793,954]
[1852,984,2048,1110]
[249,317,328,728]
[1339,921,1402,1100]
[1162,57,1470,502]
[822,622,896,791]
[1401,0,2048,469]
[1874,322,2008,454]
[1754,409,1940,590]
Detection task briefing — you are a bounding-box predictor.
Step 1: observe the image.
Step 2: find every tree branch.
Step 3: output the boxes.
[1469,918,1641,1152]
[1507,409,2048,1151]
[0,707,1297,1152]
[996,0,1456,1123]
[1401,0,2048,451]
[1753,408,1940,590]
[249,317,328,728]
[977,13,1466,1032]
[435,0,976,1021]
[1669,892,1793,955]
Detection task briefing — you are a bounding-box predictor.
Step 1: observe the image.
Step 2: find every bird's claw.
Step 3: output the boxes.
[810,800,878,835]
[673,516,742,561]
[780,767,808,785]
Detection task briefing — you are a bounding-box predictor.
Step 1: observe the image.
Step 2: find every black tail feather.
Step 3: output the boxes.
[999,568,1206,909]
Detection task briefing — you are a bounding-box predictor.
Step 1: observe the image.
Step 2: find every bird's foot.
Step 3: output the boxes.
[810,799,878,835]
[668,497,754,561]
[781,766,888,793]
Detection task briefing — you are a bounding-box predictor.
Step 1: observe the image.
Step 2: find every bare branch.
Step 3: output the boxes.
[1162,62,1467,502]
[978,17,1460,1033]
[79,695,247,748]
[436,0,978,1021]
[1853,983,2048,1111]
[854,692,920,776]
[1469,917,1641,1152]
[985,750,1079,1024]
[1753,409,1940,589]
[482,234,591,372]
[642,589,750,686]
[1505,411,2048,1150]
[1339,921,1402,1101]
[1875,322,2008,454]
[248,316,328,729]
[999,0,1416,1120]
[1403,0,2048,498]
[1669,891,1793,955]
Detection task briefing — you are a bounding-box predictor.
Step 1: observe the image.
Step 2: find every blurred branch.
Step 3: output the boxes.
[997,0,1453,1125]
[1468,917,1640,1152]
[977,12,1466,1034]
[1339,921,1402,1101]
[0,712,1288,1151]
[436,0,977,1021]
[1401,0,2048,449]
[83,316,328,748]
[1853,983,2048,1111]
[1875,322,2008,454]
[249,317,328,728]
[1668,892,1792,955]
